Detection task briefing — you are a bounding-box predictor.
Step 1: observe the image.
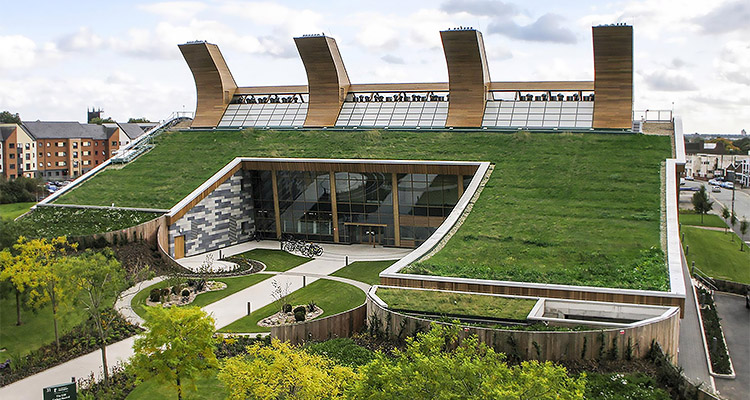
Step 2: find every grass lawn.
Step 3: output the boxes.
[219,279,365,333]
[331,260,397,285]
[376,287,537,320]
[56,129,670,290]
[126,370,226,400]
[1,295,94,357]
[682,226,750,284]
[679,212,727,228]
[230,248,310,272]
[132,274,273,319]
[16,206,160,238]
[0,202,35,220]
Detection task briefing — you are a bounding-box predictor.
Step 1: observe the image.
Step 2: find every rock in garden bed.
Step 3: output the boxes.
[145,280,227,307]
[258,304,324,327]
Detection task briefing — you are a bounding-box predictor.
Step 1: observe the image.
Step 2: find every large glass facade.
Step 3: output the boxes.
[245,169,469,247]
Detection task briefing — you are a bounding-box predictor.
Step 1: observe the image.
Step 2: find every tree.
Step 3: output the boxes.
[9,237,76,349]
[740,219,748,252]
[132,306,218,400]
[350,324,585,399]
[63,249,126,383]
[691,186,713,224]
[0,111,21,124]
[0,249,30,326]
[721,206,731,233]
[218,339,357,400]
[730,212,738,241]
[89,117,115,125]
[127,117,151,123]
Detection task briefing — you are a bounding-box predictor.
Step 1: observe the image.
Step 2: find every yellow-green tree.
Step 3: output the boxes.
[131,306,218,400]
[63,249,126,383]
[218,338,357,400]
[349,324,586,400]
[0,248,29,326]
[2,236,76,349]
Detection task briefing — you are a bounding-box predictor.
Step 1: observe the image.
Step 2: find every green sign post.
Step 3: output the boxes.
[43,382,77,400]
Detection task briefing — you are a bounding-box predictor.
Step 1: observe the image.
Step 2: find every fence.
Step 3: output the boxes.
[367,296,680,362]
[270,303,367,345]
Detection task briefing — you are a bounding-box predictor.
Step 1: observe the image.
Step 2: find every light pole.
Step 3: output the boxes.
[365,229,376,248]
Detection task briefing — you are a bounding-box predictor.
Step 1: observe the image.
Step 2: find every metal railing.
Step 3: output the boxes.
[633,109,673,122]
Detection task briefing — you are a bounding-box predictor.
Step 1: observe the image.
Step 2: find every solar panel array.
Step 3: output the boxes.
[218,103,308,128]
[482,101,594,128]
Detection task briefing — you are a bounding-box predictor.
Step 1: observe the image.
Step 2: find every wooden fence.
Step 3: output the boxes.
[367,296,680,362]
[271,303,367,345]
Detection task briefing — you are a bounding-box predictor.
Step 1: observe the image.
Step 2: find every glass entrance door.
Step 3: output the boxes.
[347,225,384,246]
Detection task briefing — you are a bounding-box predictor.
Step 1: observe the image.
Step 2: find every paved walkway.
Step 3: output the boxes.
[677,248,715,391]
[0,242,408,399]
[714,292,750,400]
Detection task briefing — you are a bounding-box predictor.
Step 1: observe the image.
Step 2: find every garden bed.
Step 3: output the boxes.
[695,287,734,376]
[15,206,160,238]
[258,304,323,327]
[375,287,537,321]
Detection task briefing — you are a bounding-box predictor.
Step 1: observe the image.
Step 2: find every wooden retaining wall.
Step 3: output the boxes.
[367,296,680,362]
[380,276,686,314]
[271,303,367,345]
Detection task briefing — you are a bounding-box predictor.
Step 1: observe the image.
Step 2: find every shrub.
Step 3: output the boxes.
[307,301,317,312]
[186,279,196,287]
[171,284,184,295]
[305,338,375,367]
[160,288,171,300]
[181,289,190,297]
[283,303,292,313]
[149,288,161,303]
[293,306,306,314]
[294,310,306,322]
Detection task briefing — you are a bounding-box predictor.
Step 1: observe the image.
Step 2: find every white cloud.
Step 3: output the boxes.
[57,27,105,52]
[641,69,699,92]
[217,1,323,36]
[715,41,750,86]
[0,35,59,69]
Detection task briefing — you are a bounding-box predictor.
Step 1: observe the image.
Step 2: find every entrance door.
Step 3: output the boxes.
[174,235,185,259]
[347,225,383,246]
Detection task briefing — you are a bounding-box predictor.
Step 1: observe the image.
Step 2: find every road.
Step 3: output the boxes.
[681,180,750,241]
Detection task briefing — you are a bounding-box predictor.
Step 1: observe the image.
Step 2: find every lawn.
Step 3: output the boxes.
[16,206,160,238]
[1,294,97,357]
[126,370,227,400]
[219,279,365,333]
[331,260,397,285]
[682,226,750,284]
[376,287,538,320]
[230,248,310,272]
[56,129,671,290]
[678,212,727,228]
[0,202,35,220]
[132,274,273,319]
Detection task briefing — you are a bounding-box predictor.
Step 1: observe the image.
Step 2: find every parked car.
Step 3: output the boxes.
[712,186,721,193]
[685,175,694,181]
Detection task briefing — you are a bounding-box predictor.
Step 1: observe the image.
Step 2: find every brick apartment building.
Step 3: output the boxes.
[0,121,153,180]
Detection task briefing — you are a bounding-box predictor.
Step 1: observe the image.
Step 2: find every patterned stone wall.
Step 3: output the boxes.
[169,170,254,257]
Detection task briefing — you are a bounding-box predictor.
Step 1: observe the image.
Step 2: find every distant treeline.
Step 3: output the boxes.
[0,177,43,204]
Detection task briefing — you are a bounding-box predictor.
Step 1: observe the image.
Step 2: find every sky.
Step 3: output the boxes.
[0,0,748,134]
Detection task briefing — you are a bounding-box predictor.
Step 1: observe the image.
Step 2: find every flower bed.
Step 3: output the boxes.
[0,309,141,387]
[145,280,227,308]
[16,206,159,238]
[696,287,733,375]
[258,304,323,327]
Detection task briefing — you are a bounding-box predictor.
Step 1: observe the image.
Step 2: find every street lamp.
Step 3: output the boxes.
[365,230,376,248]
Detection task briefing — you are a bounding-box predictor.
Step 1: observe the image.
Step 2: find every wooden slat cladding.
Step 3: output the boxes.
[271,303,367,345]
[368,297,680,362]
[179,42,237,128]
[380,276,685,315]
[294,36,350,127]
[441,30,490,128]
[592,25,633,129]
[240,160,479,176]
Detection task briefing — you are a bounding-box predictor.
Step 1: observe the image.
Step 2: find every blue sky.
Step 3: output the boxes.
[1,0,748,134]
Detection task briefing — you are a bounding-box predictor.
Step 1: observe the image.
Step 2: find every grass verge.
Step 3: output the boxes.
[376,287,537,320]
[331,260,397,285]
[682,226,750,284]
[57,129,670,290]
[0,202,35,220]
[678,212,727,228]
[132,274,273,320]
[230,248,310,272]
[219,279,365,333]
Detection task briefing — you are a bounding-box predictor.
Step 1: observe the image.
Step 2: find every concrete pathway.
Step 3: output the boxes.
[714,292,750,400]
[677,248,715,391]
[0,242,408,399]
